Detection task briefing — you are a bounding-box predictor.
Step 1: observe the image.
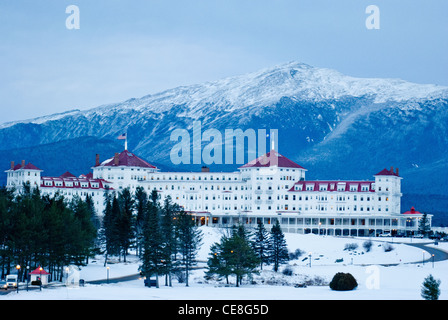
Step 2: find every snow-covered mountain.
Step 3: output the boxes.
[1,61,448,220]
[1,61,447,130]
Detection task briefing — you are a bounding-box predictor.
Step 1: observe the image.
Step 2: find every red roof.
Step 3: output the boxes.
[239,150,306,170]
[99,150,157,169]
[289,180,375,193]
[40,176,112,190]
[29,266,50,275]
[60,171,76,178]
[374,167,400,177]
[12,163,42,171]
[403,207,421,214]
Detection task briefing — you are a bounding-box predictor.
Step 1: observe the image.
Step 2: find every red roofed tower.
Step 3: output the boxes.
[92,150,158,190]
[374,166,403,215]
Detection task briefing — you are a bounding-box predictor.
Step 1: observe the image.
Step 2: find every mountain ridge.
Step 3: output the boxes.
[1,61,447,223]
[2,61,447,130]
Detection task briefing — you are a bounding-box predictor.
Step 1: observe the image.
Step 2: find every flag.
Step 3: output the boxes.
[117,133,126,140]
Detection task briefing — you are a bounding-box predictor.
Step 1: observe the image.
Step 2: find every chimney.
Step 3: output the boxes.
[201,166,210,172]
[390,166,393,174]
[21,160,25,168]
[10,161,14,170]
[114,153,119,166]
[95,154,100,166]
[396,167,399,176]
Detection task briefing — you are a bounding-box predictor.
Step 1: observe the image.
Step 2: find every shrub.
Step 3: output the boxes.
[329,272,358,291]
[382,243,394,252]
[289,248,304,260]
[363,240,373,252]
[344,243,358,251]
[282,266,293,276]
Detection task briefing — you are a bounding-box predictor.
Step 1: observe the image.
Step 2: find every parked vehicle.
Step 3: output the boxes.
[0,281,7,290]
[5,275,18,288]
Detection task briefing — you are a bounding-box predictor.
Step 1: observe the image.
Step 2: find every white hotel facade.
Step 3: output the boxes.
[5,149,430,237]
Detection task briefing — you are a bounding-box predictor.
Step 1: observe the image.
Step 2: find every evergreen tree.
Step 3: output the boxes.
[160,196,178,286]
[421,274,441,300]
[85,194,101,242]
[176,210,203,286]
[140,190,164,288]
[252,220,271,270]
[70,196,98,265]
[269,220,289,272]
[0,184,98,282]
[134,186,148,257]
[0,187,14,279]
[206,237,232,284]
[228,225,260,286]
[102,194,121,263]
[206,225,259,287]
[418,213,431,238]
[117,188,135,262]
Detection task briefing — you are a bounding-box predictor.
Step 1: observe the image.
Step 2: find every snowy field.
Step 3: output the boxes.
[3,226,448,300]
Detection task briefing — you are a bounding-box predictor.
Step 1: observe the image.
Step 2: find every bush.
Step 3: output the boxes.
[282,266,293,276]
[382,243,394,252]
[289,248,304,260]
[344,243,358,251]
[363,240,373,252]
[329,272,358,291]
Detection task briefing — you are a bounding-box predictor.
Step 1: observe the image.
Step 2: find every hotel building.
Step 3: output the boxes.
[5,149,429,236]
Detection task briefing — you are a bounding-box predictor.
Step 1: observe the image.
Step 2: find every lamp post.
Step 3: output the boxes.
[107,266,110,284]
[16,265,20,293]
[432,254,435,268]
[39,266,43,291]
[26,266,29,292]
[65,267,69,286]
[309,252,312,268]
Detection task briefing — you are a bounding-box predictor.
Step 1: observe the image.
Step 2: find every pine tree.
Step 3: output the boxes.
[102,194,121,263]
[228,226,260,286]
[418,213,431,238]
[160,196,178,286]
[176,210,203,286]
[134,186,148,257]
[206,224,259,287]
[0,184,97,282]
[70,195,98,266]
[206,238,232,285]
[252,220,271,270]
[117,188,135,262]
[0,187,14,279]
[421,274,441,300]
[140,190,164,288]
[269,220,289,272]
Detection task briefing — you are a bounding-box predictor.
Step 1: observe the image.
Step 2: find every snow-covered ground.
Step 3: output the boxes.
[3,226,448,300]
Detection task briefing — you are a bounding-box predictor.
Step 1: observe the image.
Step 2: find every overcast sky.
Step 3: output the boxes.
[0,0,447,124]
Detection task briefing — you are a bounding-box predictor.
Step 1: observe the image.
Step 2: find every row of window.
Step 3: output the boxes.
[215,217,404,227]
